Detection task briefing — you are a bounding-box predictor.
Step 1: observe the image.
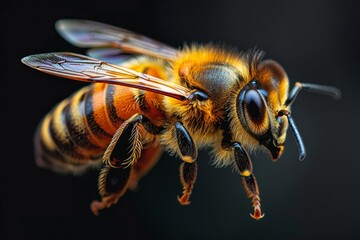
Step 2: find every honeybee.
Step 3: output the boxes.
[22,19,341,220]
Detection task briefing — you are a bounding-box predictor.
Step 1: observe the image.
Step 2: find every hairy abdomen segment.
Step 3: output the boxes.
[34,81,166,174]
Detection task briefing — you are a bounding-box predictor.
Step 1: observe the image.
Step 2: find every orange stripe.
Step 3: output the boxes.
[113,85,139,120]
[112,86,166,125]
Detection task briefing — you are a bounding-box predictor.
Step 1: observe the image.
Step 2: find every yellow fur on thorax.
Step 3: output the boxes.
[163,45,251,117]
[171,45,249,85]
[161,45,253,166]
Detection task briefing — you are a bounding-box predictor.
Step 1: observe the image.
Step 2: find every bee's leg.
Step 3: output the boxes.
[177,162,197,205]
[174,122,198,163]
[221,131,253,177]
[174,122,198,204]
[103,113,163,168]
[102,114,143,168]
[221,130,263,219]
[242,173,264,220]
[90,165,131,215]
[91,114,163,215]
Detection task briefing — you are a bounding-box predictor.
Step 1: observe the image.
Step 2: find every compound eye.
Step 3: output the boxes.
[243,89,269,134]
[244,90,264,123]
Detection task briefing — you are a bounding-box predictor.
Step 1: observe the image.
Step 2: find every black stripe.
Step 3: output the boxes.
[83,87,112,139]
[135,89,149,113]
[105,84,123,124]
[64,93,102,150]
[49,114,86,160]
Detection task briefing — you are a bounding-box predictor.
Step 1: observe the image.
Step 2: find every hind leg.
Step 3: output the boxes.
[90,114,163,215]
[90,165,132,215]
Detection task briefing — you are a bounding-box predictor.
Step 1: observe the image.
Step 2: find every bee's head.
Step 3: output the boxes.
[234,51,341,161]
[235,57,296,161]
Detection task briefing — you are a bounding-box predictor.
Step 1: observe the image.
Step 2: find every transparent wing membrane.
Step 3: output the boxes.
[22,52,191,100]
[56,19,178,61]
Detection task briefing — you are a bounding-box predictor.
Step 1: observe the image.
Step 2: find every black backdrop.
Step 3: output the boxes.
[2,1,360,239]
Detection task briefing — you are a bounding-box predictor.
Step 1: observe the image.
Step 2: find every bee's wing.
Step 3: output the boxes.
[85,48,132,65]
[22,52,191,101]
[55,19,178,61]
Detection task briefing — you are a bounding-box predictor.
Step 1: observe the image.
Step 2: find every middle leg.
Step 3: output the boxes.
[173,121,198,205]
[177,161,197,205]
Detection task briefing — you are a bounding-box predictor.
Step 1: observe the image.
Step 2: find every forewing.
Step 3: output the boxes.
[55,19,178,61]
[22,52,191,100]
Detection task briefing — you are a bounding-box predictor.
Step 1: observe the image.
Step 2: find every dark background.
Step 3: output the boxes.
[2,0,360,239]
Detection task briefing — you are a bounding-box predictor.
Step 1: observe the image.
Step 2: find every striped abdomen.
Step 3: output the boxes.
[34,82,167,174]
